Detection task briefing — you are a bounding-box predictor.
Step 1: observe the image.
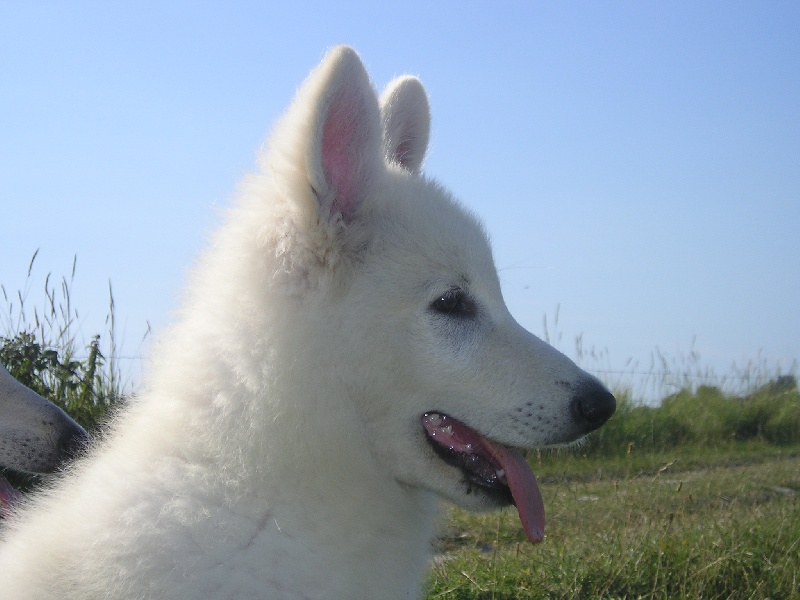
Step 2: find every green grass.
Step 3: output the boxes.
[585,381,800,456]
[1,250,135,432]
[426,447,800,599]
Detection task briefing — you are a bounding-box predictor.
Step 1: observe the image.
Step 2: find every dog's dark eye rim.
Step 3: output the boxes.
[430,287,477,318]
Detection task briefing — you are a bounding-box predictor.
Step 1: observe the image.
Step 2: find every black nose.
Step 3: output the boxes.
[57,421,90,464]
[570,379,616,433]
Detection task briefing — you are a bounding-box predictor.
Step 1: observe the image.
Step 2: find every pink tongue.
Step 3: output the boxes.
[477,437,545,544]
[422,413,546,544]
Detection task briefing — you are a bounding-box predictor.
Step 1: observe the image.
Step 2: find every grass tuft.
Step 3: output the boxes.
[0,251,136,432]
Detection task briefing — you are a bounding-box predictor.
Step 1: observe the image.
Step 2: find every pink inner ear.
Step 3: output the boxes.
[393,139,413,168]
[321,92,365,221]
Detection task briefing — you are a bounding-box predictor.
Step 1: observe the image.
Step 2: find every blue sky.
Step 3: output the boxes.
[1,2,798,399]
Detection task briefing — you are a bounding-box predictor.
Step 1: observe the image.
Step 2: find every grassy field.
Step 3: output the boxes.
[426,444,800,599]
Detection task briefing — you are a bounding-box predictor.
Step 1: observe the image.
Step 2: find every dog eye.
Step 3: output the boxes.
[430,288,477,319]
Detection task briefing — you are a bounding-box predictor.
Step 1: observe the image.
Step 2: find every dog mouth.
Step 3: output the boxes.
[421,412,545,544]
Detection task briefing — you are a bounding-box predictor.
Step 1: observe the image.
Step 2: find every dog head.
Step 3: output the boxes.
[240,46,616,543]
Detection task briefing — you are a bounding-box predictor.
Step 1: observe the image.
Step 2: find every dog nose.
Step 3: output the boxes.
[57,422,90,464]
[570,379,616,433]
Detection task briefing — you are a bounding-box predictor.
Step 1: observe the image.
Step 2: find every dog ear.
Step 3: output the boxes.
[302,46,383,224]
[379,76,430,174]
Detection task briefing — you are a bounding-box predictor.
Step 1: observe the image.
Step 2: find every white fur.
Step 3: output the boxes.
[0,47,611,599]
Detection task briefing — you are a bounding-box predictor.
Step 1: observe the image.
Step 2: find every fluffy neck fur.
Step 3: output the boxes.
[114,167,439,598]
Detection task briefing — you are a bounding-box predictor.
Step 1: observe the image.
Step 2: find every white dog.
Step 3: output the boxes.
[0,47,615,599]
